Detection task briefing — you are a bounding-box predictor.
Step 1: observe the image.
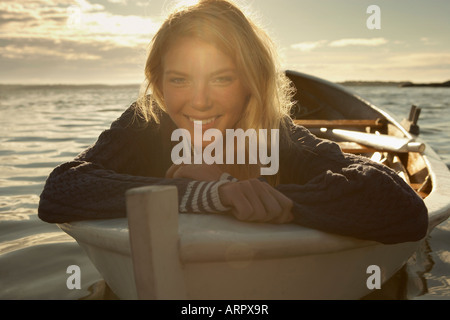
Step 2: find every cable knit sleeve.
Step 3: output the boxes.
[38,106,230,223]
[276,124,428,244]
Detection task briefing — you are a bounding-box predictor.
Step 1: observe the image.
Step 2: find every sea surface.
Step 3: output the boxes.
[0,83,449,300]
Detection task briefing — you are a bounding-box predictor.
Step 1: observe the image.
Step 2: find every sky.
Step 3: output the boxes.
[0,0,449,84]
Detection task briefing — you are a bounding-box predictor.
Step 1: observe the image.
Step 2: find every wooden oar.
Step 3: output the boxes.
[310,128,426,153]
[294,119,385,129]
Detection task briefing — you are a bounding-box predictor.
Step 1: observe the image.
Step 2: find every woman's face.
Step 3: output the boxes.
[161,37,249,147]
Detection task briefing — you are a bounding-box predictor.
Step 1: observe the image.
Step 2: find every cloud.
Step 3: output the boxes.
[0,0,164,83]
[0,0,161,61]
[0,44,101,61]
[73,0,104,12]
[290,40,327,52]
[387,53,450,69]
[66,11,160,47]
[107,0,128,4]
[284,46,450,83]
[290,38,388,53]
[329,38,388,48]
[0,1,71,26]
[420,37,439,46]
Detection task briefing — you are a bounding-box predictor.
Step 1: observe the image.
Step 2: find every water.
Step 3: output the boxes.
[0,84,449,300]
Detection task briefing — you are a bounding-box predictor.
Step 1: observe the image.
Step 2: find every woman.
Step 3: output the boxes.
[38,0,428,244]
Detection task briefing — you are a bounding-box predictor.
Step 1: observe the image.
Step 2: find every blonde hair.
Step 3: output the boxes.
[136,0,295,182]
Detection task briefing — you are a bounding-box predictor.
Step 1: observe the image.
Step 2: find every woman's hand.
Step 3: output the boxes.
[166,163,224,181]
[167,165,293,224]
[219,179,294,224]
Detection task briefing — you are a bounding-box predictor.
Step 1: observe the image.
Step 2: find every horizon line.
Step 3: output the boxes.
[1,79,449,87]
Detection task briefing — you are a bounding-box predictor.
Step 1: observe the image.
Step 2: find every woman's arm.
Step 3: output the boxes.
[38,107,231,223]
[274,124,429,244]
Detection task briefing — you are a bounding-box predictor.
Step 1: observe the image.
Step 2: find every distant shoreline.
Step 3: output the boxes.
[398,80,450,88]
[339,80,450,87]
[338,81,408,87]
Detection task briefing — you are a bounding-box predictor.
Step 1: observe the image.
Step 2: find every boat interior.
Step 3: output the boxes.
[285,70,432,200]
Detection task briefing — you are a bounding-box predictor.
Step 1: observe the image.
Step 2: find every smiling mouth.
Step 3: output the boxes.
[186,115,220,125]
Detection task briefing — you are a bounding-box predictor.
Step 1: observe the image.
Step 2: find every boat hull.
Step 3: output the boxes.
[60,216,420,300]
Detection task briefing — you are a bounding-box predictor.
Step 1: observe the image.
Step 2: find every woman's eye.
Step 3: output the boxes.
[170,78,187,85]
[212,76,233,84]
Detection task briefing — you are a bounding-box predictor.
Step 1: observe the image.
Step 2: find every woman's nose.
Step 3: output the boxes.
[191,82,211,111]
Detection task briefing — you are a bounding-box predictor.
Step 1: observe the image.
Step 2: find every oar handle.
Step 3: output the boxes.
[310,128,426,153]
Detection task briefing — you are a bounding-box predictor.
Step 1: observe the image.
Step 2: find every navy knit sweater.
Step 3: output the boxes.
[38,104,428,244]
